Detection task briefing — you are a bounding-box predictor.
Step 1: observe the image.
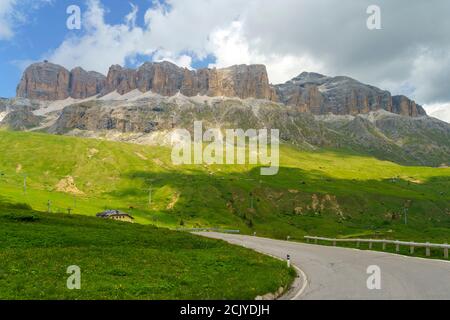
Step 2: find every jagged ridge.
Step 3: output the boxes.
[16,61,425,117]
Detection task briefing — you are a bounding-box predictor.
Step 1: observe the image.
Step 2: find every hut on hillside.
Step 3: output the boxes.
[96,210,135,223]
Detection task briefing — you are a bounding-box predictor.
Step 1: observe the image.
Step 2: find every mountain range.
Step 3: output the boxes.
[2,60,449,167]
[16,61,425,117]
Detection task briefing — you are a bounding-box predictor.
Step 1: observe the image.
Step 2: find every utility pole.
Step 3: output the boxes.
[404,207,408,225]
[148,186,153,207]
[23,174,27,195]
[404,200,411,225]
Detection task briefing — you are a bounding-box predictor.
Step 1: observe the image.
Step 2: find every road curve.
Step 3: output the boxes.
[198,232,450,300]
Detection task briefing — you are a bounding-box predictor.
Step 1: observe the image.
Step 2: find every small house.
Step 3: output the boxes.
[96,210,135,223]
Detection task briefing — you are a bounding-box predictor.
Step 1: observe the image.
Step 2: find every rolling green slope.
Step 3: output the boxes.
[0,130,449,243]
[0,202,294,299]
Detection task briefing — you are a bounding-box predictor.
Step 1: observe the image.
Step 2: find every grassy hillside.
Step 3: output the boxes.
[0,130,449,244]
[0,202,294,299]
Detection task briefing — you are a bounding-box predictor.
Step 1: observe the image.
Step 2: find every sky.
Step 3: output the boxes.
[0,0,449,120]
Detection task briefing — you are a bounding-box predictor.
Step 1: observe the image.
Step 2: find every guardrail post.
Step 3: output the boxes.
[304,236,448,259]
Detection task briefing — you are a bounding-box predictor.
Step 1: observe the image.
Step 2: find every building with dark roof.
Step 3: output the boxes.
[96,210,135,223]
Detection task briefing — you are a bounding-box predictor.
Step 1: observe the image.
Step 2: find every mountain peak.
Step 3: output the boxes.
[15,60,426,117]
[296,71,327,80]
[276,72,426,117]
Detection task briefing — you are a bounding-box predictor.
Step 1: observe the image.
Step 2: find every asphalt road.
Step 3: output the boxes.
[198,232,450,300]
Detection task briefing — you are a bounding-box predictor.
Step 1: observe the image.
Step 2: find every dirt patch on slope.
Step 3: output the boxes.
[56,176,84,195]
[296,194,344,217]
[135,152,148,160]
[167,193,180,210]
[88,148,99,159]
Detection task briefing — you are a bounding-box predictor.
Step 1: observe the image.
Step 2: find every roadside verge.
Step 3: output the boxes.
[195,232,308,300]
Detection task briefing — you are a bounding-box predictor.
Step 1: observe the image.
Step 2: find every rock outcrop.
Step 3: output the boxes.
[69,67,106,99]
[0,109,43,130]
[392,95,426,117]
[46,97,449,167]
[206,64,276,100]
[17,62,71,100]
[102,62,275,100]
[274,72,425,117]
[17,62,106,100]
[16,61,426,117]
[103,65,138,95]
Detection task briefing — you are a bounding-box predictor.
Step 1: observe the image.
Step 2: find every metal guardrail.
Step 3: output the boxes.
[178,228,241,234]
[304,236,449,258]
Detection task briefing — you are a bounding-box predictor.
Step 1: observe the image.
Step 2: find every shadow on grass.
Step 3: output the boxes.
[100,165,450,242]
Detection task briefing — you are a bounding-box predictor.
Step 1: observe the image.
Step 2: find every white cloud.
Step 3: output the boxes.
[0,0,16,40]
[45,0,450,110]
[47,0,322,83]
[48,0,245,73]
[142,0,245,60]
[49,0,146,74]
[424,103,450,123]
[0,0,52,40]
[208,21,323,84]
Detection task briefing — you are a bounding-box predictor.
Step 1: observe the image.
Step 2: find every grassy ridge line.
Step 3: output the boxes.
[0,202,295,299]
[0,130,449,243]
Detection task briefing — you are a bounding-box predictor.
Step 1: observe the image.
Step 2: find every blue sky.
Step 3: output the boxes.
[0,0,449,121]
[0,0,214,98]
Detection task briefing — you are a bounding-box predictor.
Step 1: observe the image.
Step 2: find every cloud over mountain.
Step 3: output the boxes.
[0,0,445,121]
[0,0,52,40]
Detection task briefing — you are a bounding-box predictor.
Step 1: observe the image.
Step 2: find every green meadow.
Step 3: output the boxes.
[1,129,449,299]
[0,202,294,299]
[0,130,449,243]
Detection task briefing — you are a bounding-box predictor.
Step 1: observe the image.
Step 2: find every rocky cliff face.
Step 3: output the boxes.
[16,61,425,117]
[102,62,275,100]
[274,72,425,117]
[206,64,276,100]
[69,67,106,99]
[17,62,71,100]
[1,110,43,130]
[392,95,426,117]
[17,62,106,100]
[43,96,449,167]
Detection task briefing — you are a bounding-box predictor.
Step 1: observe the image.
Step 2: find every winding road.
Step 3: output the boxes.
[198,232,450,300]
